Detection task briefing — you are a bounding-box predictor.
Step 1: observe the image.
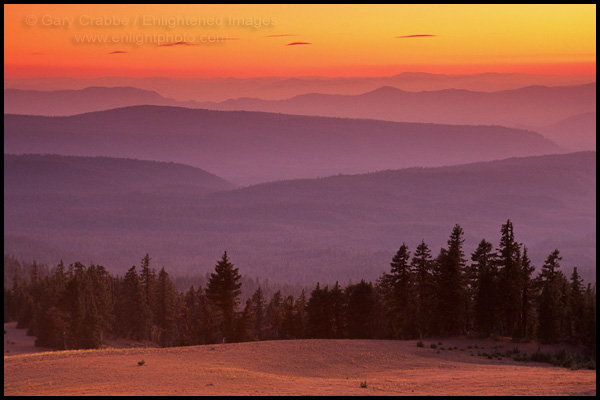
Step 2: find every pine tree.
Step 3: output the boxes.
[120,266,152,340]
[205,251,242,343]
[568,267,585,342]
[330,281,345,338]
[156,267,177,346]
[517,247,535,339]
[435,225,468,335]
[496,220,523,337]
[537,249,565,343]
[139,254,157,334]
[345,280,376,339]
[383,243,414,338]
[306,283,333,338]
[280,295,296,339]
[251,286,267,340]
[471,239,497,337]
[293,289,308,339]
[265,290,283,340]
[411,240,434,337]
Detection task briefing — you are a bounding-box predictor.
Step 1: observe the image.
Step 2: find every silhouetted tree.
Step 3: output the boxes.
[345,280,376,339]
[205,251,242,343]
[537,249,566,343]
[496,220,523,337]
[411,240,435,337]
[435,225,468,335]
[471,239,497,337]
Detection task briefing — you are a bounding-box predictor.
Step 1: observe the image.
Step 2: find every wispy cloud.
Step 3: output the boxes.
[158,41,197,47]
[265,34,300,38]
[108,50,128,54]
[286,42,312,46]
[395,34,437,39]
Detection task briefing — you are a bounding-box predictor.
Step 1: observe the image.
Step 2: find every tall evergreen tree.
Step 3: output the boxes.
[383,243,414,338]
[205,251,242,343]
[435,224,468,335]
[306,283,333,338]
[293,289,308,339]
[139,254,157,334]
[517,247,535,339]
[120,266,152,340]
[156,267,177,346]
[345,280,376,339]
[251,286,267,341]
[496,220,523,337]
[411,240,435,338]
[471,239,497,336]
[537,249,565,343]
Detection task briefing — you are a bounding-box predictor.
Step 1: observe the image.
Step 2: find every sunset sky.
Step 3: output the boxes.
[4,4,596,77]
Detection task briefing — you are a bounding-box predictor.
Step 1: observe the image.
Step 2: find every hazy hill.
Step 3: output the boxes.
[4,154,234,195]
[4,72,596,102]
[3,86,188,116]
[4,152,595,284]
[4,106,564,185]
[198,83,596,127]
[531,112,596,151]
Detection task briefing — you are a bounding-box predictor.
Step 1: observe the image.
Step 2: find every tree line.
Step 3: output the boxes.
[3,220,596,360]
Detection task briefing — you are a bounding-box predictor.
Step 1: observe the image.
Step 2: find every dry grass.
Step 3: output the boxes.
[4,324,596,396]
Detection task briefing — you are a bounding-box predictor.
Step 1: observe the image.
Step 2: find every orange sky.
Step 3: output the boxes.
[4,4,596,78]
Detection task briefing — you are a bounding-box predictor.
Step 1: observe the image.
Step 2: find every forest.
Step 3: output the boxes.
[3,220,596,363]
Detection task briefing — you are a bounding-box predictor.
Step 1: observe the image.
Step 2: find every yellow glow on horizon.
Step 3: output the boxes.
[4,4,596,77]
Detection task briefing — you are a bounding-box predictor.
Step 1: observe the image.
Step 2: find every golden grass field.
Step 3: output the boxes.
[4,323,596,396]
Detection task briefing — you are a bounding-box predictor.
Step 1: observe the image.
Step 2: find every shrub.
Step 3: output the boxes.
[430,343,437,349]
[138,359,145,366]
[360,381,368,388]
[416,340,424,348]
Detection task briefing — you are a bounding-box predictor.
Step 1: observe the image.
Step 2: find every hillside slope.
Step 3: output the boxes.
[4,339,596,396]
[4,106,564,185]
[4,152,595,283]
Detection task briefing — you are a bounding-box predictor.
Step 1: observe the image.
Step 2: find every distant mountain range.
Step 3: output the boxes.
[197,83,596,127]
[4,72,596,102]
[521,112,596,151]
[5,83,595,129]
[4,152,596,284]
[4,105,564,185]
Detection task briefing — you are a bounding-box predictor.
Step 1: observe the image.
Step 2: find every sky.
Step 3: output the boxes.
[3,4,596,78]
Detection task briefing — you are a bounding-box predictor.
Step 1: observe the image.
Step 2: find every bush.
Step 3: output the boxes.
[360,381,368,388]
[430,343,437,349]
[416,340,424,348]
[138,359,145,366]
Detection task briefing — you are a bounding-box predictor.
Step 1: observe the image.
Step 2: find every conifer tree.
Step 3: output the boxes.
[435,224,468,335]
[206,251,242,343]
[251,286,267,340]
[345,280,376,339]
[411,240,434,337]
[471,239,497,336]
[293,289,308,339]
[383,243,414,338]
[496,220,523,337]
[156,267,177,346]
[537,249,566,343]
[518,247,535,339]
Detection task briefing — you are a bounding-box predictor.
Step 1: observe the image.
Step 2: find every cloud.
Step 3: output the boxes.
[395,34,437,39]
[158,41,197,47]
[286,42,312,46]
[265,34,300,38]
[108,50,128,54]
